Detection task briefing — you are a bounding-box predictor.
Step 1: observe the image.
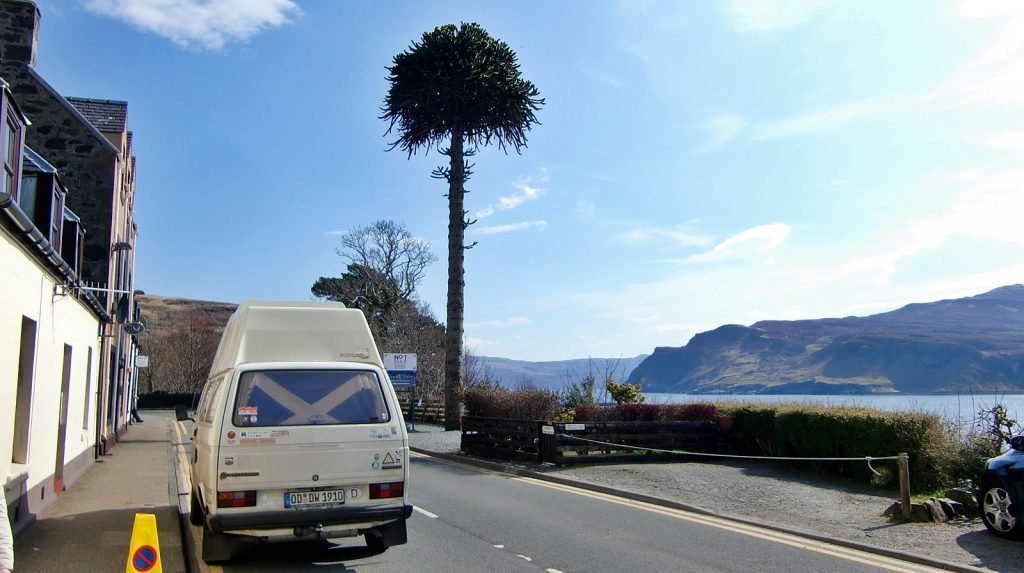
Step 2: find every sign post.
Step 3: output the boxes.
[383,353,417,430]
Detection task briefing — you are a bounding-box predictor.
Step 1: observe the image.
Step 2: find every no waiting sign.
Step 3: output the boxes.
[383,353,417,390]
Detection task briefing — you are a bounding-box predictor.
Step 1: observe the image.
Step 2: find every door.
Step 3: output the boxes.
[53,344,73,492]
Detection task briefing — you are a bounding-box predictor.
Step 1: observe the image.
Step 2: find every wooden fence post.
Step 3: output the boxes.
[898,452,911,518]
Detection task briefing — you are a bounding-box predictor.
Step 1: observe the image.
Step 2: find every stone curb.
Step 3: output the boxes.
[170,420,212,573]
[411,447,986,573]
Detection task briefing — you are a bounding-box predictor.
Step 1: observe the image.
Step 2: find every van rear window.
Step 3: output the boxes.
[232,370,390,427]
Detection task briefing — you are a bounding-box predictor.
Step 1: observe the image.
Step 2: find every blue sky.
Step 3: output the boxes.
[32,1,1024,361]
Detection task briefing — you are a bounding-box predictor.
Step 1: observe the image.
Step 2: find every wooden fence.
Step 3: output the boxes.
[398,397,445,426]
[461,416,722,465]
[461,417,545,462]
[540,420,719,465]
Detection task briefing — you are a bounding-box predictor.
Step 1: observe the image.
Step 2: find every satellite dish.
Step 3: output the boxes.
[123,321,145,335]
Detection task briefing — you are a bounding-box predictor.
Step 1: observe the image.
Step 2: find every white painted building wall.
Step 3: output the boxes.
[1,230,102,503]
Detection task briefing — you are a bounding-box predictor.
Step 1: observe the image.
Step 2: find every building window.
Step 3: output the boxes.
[2,113,21,198]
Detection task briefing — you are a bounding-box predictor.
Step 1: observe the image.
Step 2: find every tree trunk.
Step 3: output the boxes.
[444,130,466,430]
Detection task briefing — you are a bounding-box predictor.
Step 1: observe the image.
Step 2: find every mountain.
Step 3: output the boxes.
[477,355,649,391]
[627,285,1024,394]
[136,295,647,391]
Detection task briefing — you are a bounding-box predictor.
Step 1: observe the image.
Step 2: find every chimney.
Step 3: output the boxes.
[0,0,41,67]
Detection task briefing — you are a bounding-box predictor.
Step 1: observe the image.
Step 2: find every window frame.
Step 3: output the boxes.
[231,369,391,428]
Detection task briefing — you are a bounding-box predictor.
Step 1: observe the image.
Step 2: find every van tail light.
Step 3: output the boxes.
[217,490,257,508]
[369,482,404,499]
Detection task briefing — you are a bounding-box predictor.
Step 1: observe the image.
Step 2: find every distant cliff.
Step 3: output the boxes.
[627,285,1024,394]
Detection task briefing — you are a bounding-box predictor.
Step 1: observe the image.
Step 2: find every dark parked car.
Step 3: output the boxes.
[979,435,1024,539]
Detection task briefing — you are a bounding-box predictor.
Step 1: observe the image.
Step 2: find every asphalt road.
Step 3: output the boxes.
[200,452,956,573]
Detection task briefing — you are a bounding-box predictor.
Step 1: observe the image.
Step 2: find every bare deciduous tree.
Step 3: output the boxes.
[141,309,220,394]
[337,220,436,299]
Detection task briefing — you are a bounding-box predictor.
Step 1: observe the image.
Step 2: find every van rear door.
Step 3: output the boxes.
[213,364,407,520]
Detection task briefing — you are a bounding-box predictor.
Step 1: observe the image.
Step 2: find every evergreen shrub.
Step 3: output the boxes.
[718,402,956,492]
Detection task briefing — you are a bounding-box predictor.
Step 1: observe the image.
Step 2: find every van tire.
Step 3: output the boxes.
[189,490,204,526]
[201,528,234,563]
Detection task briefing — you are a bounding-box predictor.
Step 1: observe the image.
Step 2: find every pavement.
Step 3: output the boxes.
[12,409,187,573]
[10,411,1009,573]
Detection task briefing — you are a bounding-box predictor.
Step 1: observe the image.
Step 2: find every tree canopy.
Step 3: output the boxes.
[382,22,544,157]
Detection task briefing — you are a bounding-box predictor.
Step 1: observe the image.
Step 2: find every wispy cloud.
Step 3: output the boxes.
[617,225,712,248]
[701,113,748,152]
[83,0,301,51]
[467,317,530,329]
[476,172,549,218]
[582,66,621,87]
[475,221,548,235]
[750,96,918,141]
[683,223,791,263]
[717,0,827,33]
[575,200,597,218]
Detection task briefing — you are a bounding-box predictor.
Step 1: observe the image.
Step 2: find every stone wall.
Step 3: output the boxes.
[0,65,118,288]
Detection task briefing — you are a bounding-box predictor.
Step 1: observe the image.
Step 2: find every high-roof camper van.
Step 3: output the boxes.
[178,300,411,563]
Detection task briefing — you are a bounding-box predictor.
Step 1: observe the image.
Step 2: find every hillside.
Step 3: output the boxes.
[136,295,646,391]
[627,285,1024,394]
[477,355,648,391]
[137,294,237,337]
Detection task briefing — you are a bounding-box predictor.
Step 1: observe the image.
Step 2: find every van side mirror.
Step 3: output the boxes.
[1011,435,1024,452]
[174,404,195,422]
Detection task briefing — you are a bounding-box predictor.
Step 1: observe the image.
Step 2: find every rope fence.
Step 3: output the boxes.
[557,432,914,518]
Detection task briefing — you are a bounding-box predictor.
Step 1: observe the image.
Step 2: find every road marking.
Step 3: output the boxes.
[517,554,532,562]
[547,569,566,573]
[493,544,505,548]
[413,505,439,519]
[511,476,948,573]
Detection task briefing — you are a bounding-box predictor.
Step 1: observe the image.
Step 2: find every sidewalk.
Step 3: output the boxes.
[13,410,186,572]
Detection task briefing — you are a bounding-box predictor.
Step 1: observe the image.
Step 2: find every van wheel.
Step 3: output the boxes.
[189,490,204,526]
[364,531,387,553]
[202,528,235,563]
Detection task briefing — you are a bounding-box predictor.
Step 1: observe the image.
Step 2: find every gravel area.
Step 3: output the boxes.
[408,424,1020,572]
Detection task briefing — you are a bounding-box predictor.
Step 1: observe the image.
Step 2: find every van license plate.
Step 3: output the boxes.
[285,489,346,508]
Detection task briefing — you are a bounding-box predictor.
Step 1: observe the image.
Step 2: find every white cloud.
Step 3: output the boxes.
[476,177,547,219]
[718,0,827,33]
[475,221,548,235]
[617,225,712,248]
[467,317,530,329]
[582,67,621,87]
[575,200,597,218]
[972,132,1024,151]
[684,223,791,263]
[701,113,748,152]
[83,0,301,51]
[750,96,918,141]
[465,338,500,354]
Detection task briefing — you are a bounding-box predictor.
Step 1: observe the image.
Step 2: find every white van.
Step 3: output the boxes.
[177,300,411,563]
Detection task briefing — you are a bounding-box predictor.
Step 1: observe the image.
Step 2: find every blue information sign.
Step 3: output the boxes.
[383,354,417,390]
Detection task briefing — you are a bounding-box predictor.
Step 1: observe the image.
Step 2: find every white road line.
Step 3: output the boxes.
[413,505,439,519]
[493,544,505,548]
[547,569,566,573]
[517,555,532,562]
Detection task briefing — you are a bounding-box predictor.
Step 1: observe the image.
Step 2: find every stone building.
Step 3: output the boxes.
[0,0,142,510]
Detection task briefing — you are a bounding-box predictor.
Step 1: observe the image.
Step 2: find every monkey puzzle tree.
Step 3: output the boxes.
[382,22,543,429]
